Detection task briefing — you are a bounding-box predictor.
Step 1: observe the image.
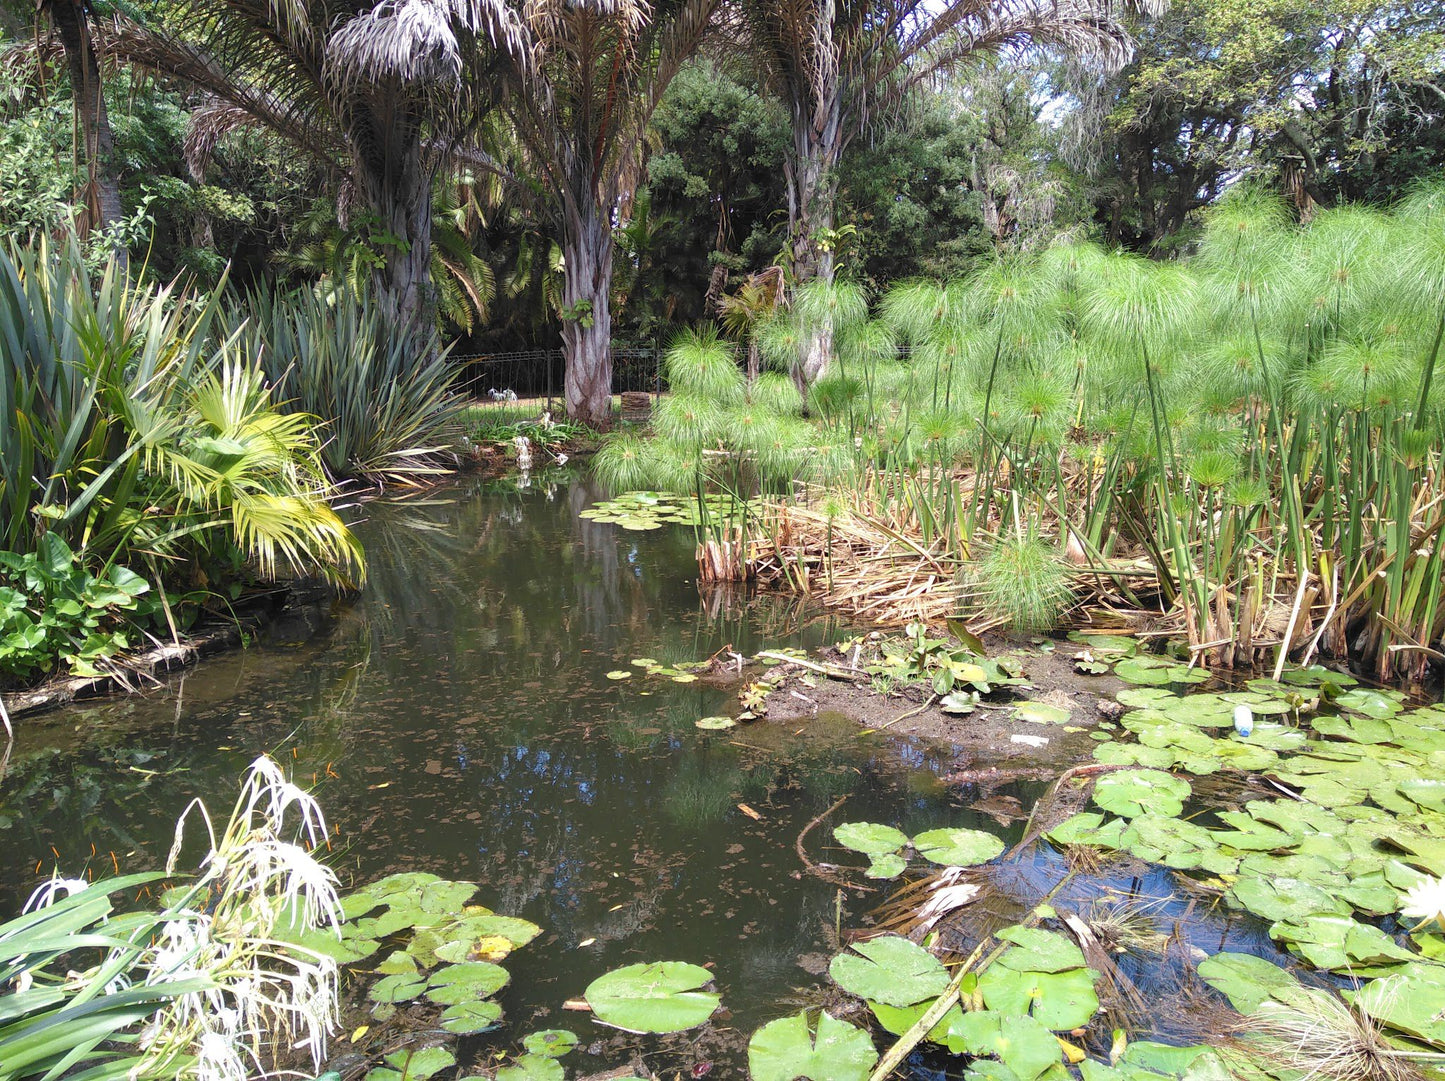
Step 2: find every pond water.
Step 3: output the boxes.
[0,471,1288,1077]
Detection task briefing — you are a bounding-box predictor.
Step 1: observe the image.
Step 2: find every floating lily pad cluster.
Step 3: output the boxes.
[822,931,1115,1081]
[301,872,541,1081]
[833,821,1005,879]
[1047,665,1445,1059]
[606,655,708,683]
[578,491,747,531]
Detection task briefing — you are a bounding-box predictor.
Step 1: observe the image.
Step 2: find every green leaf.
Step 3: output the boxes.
[381,1046,455,1080]
[994,926,1087,973]
[978,965,1100,1031]
[1196,952,1302,1014]
[912,827,1005,867]
[496,1054,565,1081]
[368,973,426,1003]
[583,961,720,1033]
[747,1009,878,1081]
[522,1029,578,1058]
[1015,701,1072,724]
[829,935,950,1007]
[1091,769,1190,818]
[866,853,907,879]
[957,1010,1063,1081]
[424,961,509,1004]
[438,999,503,1034]
[833,822,909,857]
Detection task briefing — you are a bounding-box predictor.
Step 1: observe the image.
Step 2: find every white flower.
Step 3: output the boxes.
[1401,875,1445,929]
[23,877,90,912]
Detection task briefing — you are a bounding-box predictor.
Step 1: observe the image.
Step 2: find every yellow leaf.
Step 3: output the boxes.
[1056,1037,1086,1065]
[350,1026,369,1042]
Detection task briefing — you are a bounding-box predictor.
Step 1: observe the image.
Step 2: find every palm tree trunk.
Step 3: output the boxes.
[560,197,615,427]
[49,0,124,257]
[783,63,842,390]
[351,112,434,337]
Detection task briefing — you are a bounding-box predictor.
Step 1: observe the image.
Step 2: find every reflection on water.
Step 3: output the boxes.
[0,472,988,1045]
[0,470,1287,1073]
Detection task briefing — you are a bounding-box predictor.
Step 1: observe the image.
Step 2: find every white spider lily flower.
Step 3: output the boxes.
[1401,875,1445,930]
[23,877,90,912]
[196,1031,249,1081]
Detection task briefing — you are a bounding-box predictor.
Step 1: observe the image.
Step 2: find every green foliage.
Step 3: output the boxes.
[0,240,362,589]
[0,534,151,682]
[236,286,463,482]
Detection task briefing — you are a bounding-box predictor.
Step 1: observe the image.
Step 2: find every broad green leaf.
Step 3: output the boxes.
[829,935,950,1007]
[1091,770,1190,819]
[833,822,909,857]
[747,1009,878,1081]
[583,961,720,1033]
[912,827,1005,867]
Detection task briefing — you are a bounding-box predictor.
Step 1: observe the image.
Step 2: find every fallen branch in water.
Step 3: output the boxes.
[794,794,876,893]
[756,650,871,682]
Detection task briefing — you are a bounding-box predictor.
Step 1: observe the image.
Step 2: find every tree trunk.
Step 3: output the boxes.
[350,109,434,338]
[49,0,124,257]
[560,198,615,427]
[783,63,842,394]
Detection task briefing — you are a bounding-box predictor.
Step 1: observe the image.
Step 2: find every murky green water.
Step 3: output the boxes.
[0,471,1285,1076]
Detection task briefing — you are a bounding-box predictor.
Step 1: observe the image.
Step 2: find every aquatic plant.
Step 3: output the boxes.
[0,755,342,1081]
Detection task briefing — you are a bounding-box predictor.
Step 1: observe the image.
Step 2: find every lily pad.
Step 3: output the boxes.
[912,827,1006,867]
[496,1055,565,1081]
[606,670,633,680]
[833,822,909,857]
[439,999,503,1034]
[957,1009,1065,1080]
[523,1030,578,1058]
[1092,769,1190,818]
[696,716,736,730]
[994,926,1087,973]
[1350,966,1445,1042]
[583,961,720,1033]
[380,1047,455,1080]
[1196,952,1302,1014]
[829,935,950,1007]
[979,964,1099,1030]
[1014,701,1072,724]
[747,1009,878,1081]
[865,853,907,879]
[424,961,509,1004]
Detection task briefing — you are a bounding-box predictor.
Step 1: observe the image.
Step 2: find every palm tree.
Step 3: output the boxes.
[736,0,1161,382]
[112,0,525,333]
[497,0,719,426]
[717,265,784,385]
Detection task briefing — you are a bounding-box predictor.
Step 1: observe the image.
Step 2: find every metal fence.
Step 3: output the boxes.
[457,345,665,409]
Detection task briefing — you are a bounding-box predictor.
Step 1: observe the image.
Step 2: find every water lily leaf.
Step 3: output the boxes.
[583,961,720,1033]
[1116,688,1177,708]
[696,716,736,730]
[747,1009,878,1081]
[1269,916,1417,972]
[868,999,972,1053]
[1115,657,1208,686]
[1311,713,1395,744]
[1227,876,1350,922]
[376,950,419,977]
[912,827,1006,867]
[368,973,426,1003]
[957,1009,1065,1080]
[1121,815,1237,874]
[1396,778,1445,814]
[1119,1042,1208,1074]
[1093,742,1177,770]
[1091,769,1189,819]
[425,961,509,1004]
[1196,952,1301,1014]
[1348,967,1445,1042]
[671,673,698,683]
[439,999,503,1034]
[523,1030,578,1058]
[829,935,950,1007]
[978,965,1099,1030]
[1334,689,1403,719]
[496,1054,565,1081]
[1015,701,1072,724]
[382,1047,455,1080]
[940,691,981,714]
[1066,633,1138,657]
[833,822,909,856]
[606,670,633,680]
[1046,813,1127,850]
[866,853,907,879]
[416,879,477,914]
[1282,664,1356,689]
[995,926,1087,973]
